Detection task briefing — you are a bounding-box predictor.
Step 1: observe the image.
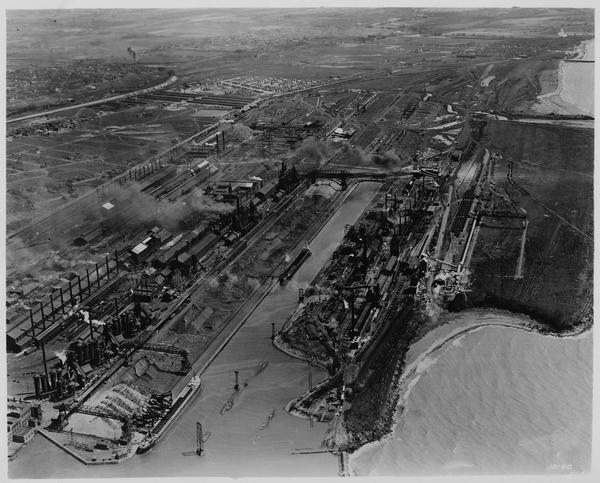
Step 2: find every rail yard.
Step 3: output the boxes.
[6,7,594,476]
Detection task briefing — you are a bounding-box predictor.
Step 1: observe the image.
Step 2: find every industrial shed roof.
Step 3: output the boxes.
[132,243,148,255]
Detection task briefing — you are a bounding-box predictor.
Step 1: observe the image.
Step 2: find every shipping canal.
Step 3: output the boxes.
[9,182,382,478]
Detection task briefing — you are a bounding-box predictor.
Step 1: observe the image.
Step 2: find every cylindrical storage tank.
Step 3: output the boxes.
[40,374,48,393]
[81,343,89,363]
[76,344,84,364]
[33,375,42,398]
[49,370,57,390]
[88,340,95,363]
[87,341,95,364]
[93,339,100,363]
[56,380,63,399]
[123,315,133,338]
[104,321,112,339]
[140,313,147,330]
[92,339,99,363]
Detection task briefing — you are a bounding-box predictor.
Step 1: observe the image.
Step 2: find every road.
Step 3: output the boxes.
[7,76,178,124]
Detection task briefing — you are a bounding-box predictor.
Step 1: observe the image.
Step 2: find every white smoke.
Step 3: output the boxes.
[55,350,67,364]
[79,310,90,324]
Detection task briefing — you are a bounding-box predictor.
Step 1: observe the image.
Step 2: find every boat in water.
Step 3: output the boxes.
[137,374,202,454]
[279,247,311,285]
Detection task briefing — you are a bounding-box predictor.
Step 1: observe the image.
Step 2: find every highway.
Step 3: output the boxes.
[7,76,178,124]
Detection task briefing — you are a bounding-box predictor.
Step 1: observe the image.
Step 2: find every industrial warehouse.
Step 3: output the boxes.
[6,7,594,479]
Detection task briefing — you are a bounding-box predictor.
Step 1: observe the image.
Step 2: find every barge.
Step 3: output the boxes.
[279,247,311,285]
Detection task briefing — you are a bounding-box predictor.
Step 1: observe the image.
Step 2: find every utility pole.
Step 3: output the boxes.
[196,422,204,456]
[29,309,36,341]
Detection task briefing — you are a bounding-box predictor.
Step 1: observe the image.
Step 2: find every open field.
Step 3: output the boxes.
[6,103,219,232]
[469,121,593,328]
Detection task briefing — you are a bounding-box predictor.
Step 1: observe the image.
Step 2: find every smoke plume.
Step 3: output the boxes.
[228,123,255,141]
[298,137,336,167]
[127,47,137,63]
[189,189,236,215]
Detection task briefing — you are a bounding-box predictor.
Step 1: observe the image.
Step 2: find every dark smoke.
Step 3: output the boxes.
[338,142,406,168]
[298,137,336,167]
[127,47,137,62]
[228,123,255,141]
[299,137,405,169]
[372,150,403,168]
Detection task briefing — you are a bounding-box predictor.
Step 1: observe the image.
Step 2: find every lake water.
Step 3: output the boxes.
[350,316,593,476]
[9,182,382,478]
[560,38,594,116]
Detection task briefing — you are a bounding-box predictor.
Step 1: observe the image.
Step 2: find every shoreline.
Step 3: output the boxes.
[347,307,592,473]
[532,38,594,116]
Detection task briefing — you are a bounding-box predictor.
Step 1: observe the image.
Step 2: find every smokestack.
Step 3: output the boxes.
[49,370,57,390]
[59,287,65,314]
[40,340,49,386]
[81,343,89,363]
[93,339,100,364]
[112,317,120,335]
[76,344,84,364]
[88,341,96,365]
[40,374,48,393]
[69,280,74,305]
[33,375,41,399]
[29,309,36,340]
[50,295,56,322]
[39,301,46,330]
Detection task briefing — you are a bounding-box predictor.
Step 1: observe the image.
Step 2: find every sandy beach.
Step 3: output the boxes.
[532,38,594,116]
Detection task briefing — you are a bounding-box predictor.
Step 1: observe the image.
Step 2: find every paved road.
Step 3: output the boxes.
[7,76,178,124]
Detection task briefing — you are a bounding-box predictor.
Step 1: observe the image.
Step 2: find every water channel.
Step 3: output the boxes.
[9,181,382,478]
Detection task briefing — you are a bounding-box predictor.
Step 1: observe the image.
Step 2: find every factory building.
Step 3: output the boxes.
[73,225,105,247]
[7,400,42,445]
